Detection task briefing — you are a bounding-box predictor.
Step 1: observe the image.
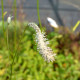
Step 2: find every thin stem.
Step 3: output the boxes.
[10,0,17,80]
[1,0,6,42]
[6,24,12,80]
[13,0,17,51]
[1,0,4,33]
[6,24,9,50]
[10,55,15,80]
[37,0,42,29]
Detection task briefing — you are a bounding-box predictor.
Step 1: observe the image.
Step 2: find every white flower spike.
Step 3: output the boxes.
[47,17,59,28]
[28,23,56,62]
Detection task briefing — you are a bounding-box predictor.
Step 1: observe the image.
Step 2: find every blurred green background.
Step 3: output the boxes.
[0,21,80,80]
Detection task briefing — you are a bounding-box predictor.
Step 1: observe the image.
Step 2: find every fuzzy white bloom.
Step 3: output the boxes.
[47,17,59,28]
[28,23,56,62]
[7,15,13,24]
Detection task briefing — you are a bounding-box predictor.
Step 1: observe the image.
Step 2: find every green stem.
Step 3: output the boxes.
[10,55,14,80]
[1,0,6,40]
[1,0,4,32]
[6,24,11,80]
[7,24,9,50]
[10,0,17,80]
[13,0,17,51]
[37,0,42,29]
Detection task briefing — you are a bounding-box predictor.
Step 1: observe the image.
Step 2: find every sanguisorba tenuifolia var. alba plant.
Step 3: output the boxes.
[28,23,56,62]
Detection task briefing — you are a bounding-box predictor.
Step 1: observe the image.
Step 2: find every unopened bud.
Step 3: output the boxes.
[7,15,13,24]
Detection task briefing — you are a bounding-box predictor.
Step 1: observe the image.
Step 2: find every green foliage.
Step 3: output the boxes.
[0,22,80,80]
